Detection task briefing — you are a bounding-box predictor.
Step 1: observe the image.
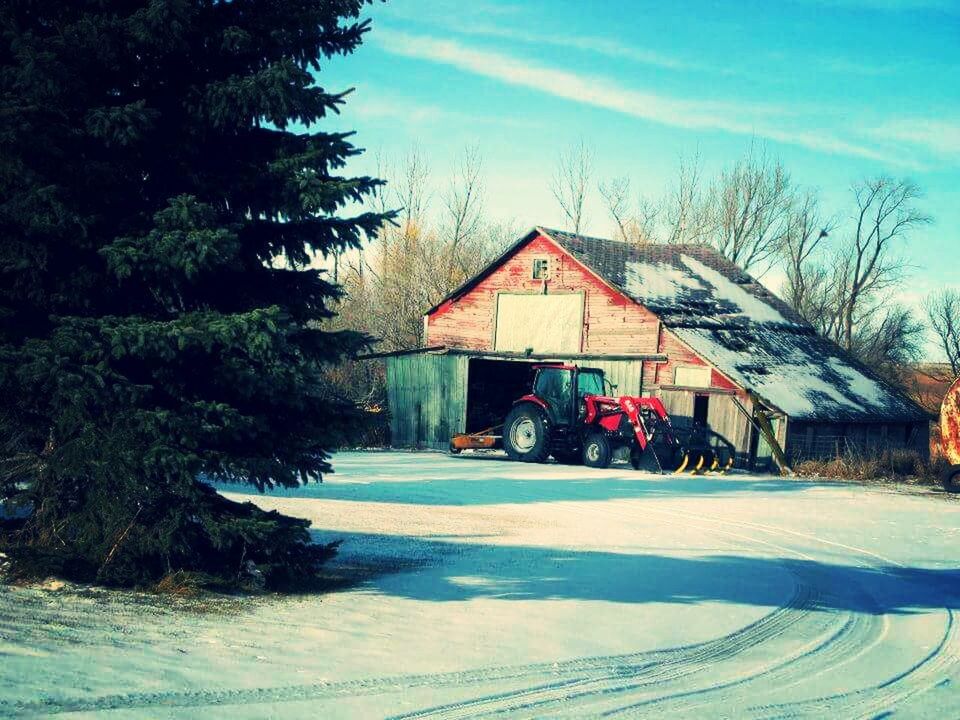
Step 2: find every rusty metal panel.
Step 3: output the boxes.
[942,376,960,465]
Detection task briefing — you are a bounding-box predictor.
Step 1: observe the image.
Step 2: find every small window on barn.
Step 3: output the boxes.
[674,366,711,388]
[531,257,550,280]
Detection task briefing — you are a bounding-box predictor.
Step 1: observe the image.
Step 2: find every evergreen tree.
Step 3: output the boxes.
[0,0,390,589]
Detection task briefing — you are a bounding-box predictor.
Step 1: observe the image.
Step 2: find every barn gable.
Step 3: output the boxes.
[426,230,661,355]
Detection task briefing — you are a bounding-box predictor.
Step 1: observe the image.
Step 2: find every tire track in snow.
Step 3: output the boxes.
[4,582,814,717]
[389,581,820,720]
[389,488,945,720]
[6,468,956,717]
[392,514,887,720]
[595,500,959,718]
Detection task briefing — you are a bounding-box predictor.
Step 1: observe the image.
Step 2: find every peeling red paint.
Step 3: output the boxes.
[425,232,660,355]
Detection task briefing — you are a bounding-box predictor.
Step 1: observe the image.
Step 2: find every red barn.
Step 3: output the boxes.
[375,227,930,467]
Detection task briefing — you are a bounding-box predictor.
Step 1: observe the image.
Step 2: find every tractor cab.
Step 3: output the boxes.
[528,364,608,427]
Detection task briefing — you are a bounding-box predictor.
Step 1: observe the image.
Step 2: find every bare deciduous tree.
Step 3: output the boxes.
[551,140,592,234]
[598,175,631,242]
[712,148,793,273]
[399,144,430,234]
[780,176,931,379]
[781,189,836,318]
[926,289,960,377]
[337,145,509,360]
[598,175,659,245]
[440,145,484,276]
[662,153,715,246]
[834,177,931,352]
[849,304,925,378]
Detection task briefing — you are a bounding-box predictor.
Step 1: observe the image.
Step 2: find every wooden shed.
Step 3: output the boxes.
[375,227,931,466]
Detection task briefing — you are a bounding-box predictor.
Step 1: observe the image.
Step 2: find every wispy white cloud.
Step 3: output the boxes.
[376,30,902,164]
[349,91,541,130]
[871,119,960,156]
[434,22,725,74]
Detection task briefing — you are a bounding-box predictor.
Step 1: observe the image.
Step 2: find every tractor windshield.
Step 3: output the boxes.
[577,370,605,398]
[534,368,574,424]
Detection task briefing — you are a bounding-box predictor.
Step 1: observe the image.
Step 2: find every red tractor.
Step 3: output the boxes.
[499,364,714,471]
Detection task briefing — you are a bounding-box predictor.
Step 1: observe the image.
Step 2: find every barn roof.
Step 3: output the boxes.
[424,227,928,422]
[542,228,928,423]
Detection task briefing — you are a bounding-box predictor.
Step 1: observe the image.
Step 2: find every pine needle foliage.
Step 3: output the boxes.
[0,0,391,589]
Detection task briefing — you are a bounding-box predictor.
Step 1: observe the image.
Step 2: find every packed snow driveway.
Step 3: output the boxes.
[3,452,960,718]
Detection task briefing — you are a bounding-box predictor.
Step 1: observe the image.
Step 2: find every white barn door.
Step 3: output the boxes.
[494,293,584,354]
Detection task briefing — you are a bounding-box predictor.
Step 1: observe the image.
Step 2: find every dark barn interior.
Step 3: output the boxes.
[465,359,538,433]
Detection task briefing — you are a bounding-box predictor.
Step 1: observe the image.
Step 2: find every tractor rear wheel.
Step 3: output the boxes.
[582,432,612,469]
[503,405,551,463]
[943,465,960,493]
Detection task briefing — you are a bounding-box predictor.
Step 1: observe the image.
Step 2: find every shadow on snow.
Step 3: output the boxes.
[311,529,960,616]
[213,452,835,506]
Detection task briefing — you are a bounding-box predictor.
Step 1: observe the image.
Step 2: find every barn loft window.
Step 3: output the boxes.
[674,365,711,388]
[531,257,550,280]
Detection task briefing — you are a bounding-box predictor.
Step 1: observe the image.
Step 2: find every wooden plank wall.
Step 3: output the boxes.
[427,233,660,354]
[578,359,644,396]
[657,390,753,461]
[386,353,468,449]
[708,395,754,456]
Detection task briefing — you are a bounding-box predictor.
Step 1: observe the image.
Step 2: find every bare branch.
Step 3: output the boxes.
[598,176,631,242]
[662,152,715,246]
[838,176,931,351]
[925,289,960,377]
[712,145,793,273]
[551,140,592,234]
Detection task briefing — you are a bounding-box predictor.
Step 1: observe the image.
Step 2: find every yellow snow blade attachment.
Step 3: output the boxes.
[709,455,735,475]
[689,453,706,475]
[673,452,690,474]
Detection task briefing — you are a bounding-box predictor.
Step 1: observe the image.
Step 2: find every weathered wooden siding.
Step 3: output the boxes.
[785,420,930,461]
[385,353,468,449]
[578,359,644,396]
[427,233,660,354]
[656,390,753,459]
[708,394,754,457]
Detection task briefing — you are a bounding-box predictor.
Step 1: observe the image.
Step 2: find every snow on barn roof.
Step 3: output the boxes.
[540,228,928,423]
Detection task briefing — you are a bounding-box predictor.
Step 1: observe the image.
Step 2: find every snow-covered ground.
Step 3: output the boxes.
[3,451,960,718]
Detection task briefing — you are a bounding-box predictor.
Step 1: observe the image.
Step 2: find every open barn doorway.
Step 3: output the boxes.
[465,358,538,434]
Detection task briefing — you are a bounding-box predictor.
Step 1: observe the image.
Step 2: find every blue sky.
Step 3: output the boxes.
[320,0,959,354]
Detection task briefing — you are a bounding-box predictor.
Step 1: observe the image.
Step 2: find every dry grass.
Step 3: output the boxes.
[793,448,946,486]
[153,570,205,597]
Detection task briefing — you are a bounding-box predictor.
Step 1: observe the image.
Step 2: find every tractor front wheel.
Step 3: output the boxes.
[943,465,960,494]
[582,433,613,469]
[503,405,551,463]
